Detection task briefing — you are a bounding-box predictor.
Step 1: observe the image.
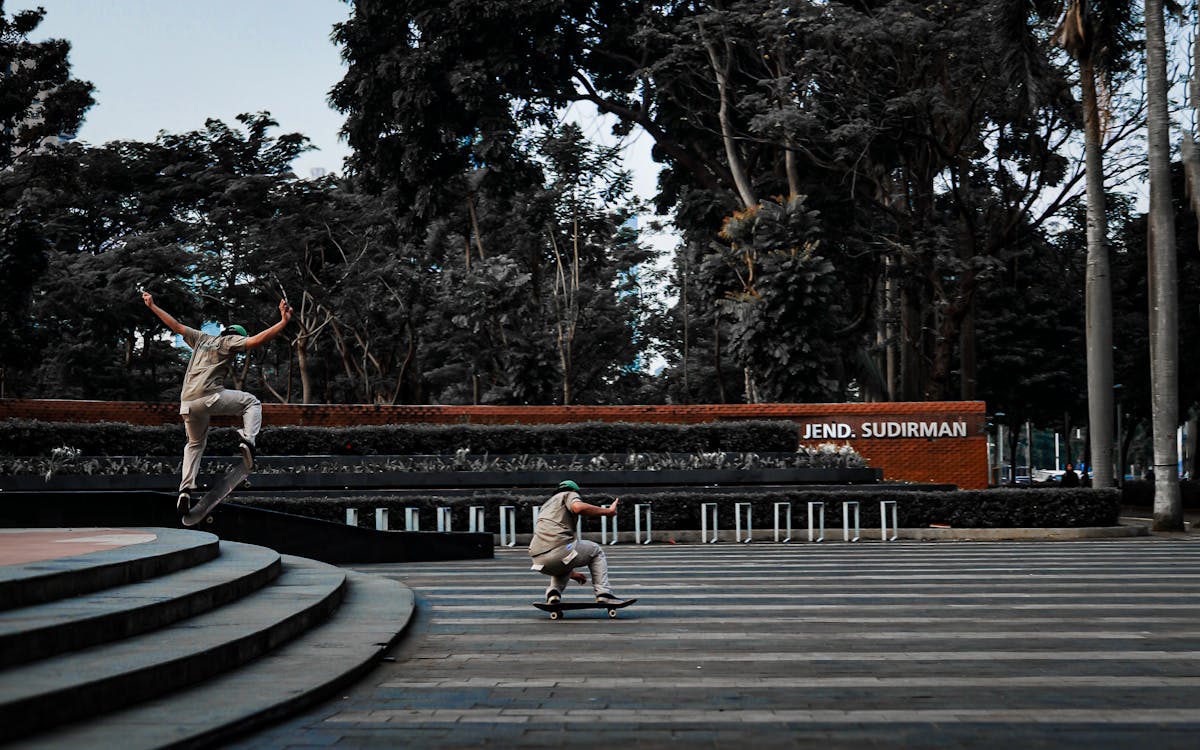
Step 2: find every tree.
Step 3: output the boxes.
[333,1,1093,404]
[1051,0,1140,489]
[1145,0,1182,529]
[0,3,93,396]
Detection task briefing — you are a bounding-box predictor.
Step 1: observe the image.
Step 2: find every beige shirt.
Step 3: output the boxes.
[528,490,580,556]
[179,327,249,403]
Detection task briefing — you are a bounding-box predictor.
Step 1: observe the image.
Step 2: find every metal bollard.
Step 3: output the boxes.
[437,506,452,532]
[468,506,485,533]
[735,502,753,543]
[881,500,898,542]
[345,508,359,527]
[375,507,389,531]
[634,503,653,544]
[807,501,825,542]
[499,505,517,547]
[773,502,792,543]
[842,500,860,542]
[700,502,719,543]
[601,514,619,545]
[404,507,420,531]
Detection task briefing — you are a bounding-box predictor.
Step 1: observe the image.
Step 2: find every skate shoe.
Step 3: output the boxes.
[545,589,562,605]
[238,438,256,470]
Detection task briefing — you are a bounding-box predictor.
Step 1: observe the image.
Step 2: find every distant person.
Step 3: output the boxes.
[142,292,292,516]
[1060,463,1080,487]
[528,480,627,606]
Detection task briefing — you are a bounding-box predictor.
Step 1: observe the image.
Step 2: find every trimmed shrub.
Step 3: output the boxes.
[0,419,800,457]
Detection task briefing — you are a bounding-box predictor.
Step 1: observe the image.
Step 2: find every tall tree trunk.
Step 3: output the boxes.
[297,340,313,404]
[1145,0,1183,529]
[960,296,977,400]
[700,22,756,209]
[900,285,923,400]
[681,246,691,401]
[1080,59,1114,489]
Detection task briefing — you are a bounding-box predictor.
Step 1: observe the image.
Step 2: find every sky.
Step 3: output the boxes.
[14,0,354,178]
[12,0,665,203]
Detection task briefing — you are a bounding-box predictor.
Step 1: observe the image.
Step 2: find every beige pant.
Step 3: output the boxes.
[530,540,613,599]
[179,389,261,491]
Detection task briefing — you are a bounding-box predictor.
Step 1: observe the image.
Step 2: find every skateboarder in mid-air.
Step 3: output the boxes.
[529,480,628,606]
[142,292,291,516]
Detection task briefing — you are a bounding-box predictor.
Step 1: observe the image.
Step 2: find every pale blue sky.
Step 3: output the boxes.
[12,0,674,260]
[14,0,354,177]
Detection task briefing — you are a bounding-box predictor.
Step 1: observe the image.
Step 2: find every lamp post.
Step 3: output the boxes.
[994,412,1006,485]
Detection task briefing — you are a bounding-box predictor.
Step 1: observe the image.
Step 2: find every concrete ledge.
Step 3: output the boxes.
[889,525,1150,541]
[0,528,218,610]
[0,556,346,742]
[11,572,415,750]
[0,542,282,669]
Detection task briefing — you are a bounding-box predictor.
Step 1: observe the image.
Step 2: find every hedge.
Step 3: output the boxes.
[234,487,1121,531]
[0,419,800,457]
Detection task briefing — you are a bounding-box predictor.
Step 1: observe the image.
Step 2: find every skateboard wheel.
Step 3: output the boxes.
[205,516,214,524]
[549,610,561,620]
[608,609,617,618]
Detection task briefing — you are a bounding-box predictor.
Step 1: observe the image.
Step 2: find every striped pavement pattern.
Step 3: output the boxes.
[233,538,1200,749]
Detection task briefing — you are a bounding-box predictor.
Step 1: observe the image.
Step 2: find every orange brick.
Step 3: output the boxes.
[0,399,989,488]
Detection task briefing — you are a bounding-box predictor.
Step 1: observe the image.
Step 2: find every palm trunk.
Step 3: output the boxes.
[1080,59,1114,489]
[1145,0,1182,529]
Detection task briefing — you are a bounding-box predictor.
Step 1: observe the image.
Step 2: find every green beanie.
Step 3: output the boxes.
[222,324,248,337]
[557,479,580,492]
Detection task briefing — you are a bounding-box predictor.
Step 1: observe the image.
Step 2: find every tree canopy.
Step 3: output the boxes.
[0,0,1197,460]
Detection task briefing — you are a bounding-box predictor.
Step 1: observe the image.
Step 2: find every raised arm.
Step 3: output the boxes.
[244,299,293,349]
[142,292,187,336]
[568,496,619,518]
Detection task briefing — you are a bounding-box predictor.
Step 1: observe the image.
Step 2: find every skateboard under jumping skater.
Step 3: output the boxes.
[533,598,637,620]
[182,461,249,527]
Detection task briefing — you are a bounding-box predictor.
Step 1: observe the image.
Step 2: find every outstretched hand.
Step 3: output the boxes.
[141,291,154,307]
[278,298,293,323]
[608,497,620,516]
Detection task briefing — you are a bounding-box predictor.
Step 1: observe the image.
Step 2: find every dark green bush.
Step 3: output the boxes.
[235,487,1121,530]
[0,419,799,457]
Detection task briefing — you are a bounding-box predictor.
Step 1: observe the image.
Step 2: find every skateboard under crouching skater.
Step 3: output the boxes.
[533,597,638,620]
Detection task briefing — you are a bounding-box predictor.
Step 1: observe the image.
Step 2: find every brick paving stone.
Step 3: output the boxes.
[229,538,1200,749]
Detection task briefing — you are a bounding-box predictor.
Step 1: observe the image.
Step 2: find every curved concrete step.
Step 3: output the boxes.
[0,541,282,668]
[0,528,219,610]
[9,571,415,750]
[0,556,346,742]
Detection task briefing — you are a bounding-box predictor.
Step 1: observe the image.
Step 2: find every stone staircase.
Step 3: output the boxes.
[0,527,414,748]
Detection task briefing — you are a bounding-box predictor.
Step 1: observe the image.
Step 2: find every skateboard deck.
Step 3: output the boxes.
[533,598,637,620]
[182,461,249,527]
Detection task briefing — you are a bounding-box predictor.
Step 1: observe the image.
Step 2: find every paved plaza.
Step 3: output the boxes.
[233,537,1200,749]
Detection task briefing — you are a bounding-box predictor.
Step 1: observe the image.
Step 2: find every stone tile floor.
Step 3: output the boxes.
[232,537,1200,749]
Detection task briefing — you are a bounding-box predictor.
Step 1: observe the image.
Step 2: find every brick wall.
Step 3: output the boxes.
[0,399,989,489]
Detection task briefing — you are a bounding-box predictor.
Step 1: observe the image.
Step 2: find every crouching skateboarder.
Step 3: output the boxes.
[529,480,629,607]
